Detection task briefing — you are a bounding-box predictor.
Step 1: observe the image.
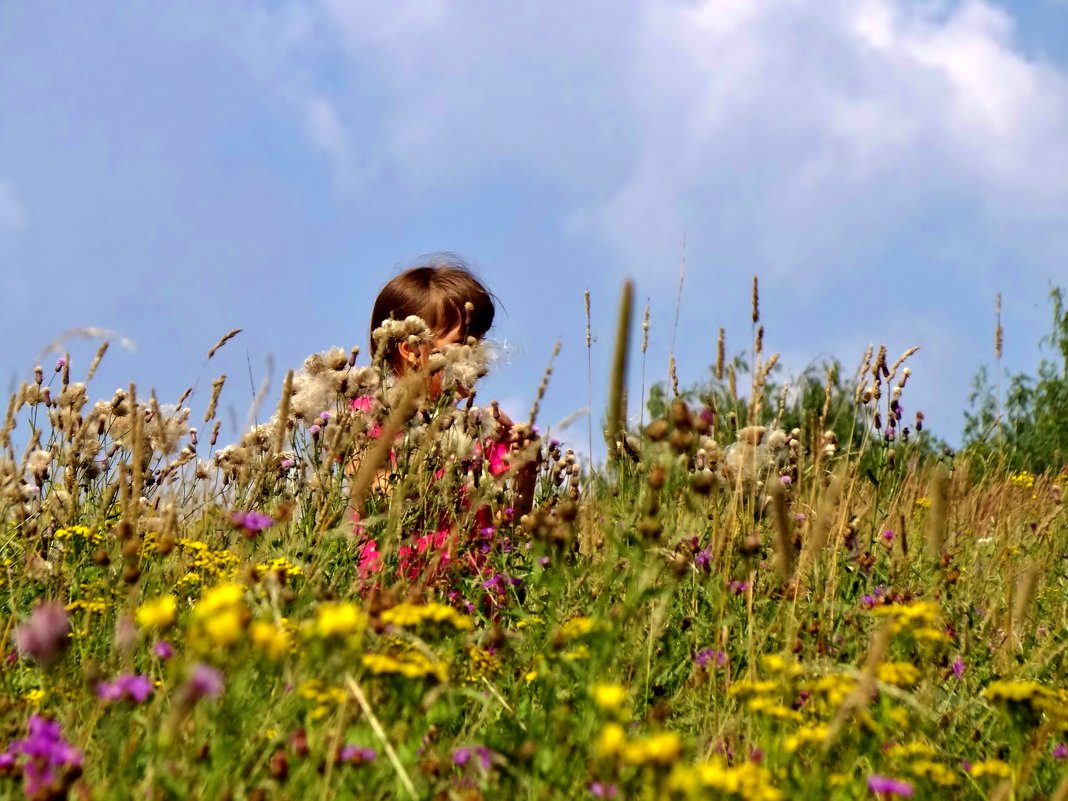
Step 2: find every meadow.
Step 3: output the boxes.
[0,282,1066,800]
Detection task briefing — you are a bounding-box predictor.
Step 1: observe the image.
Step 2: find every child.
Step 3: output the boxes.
[351,255,536,584]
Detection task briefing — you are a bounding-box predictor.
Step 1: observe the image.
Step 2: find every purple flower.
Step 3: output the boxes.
[728,580,749,595]
[340,745,376,764]
[5,715,83,797]
[882,529,895,542]
[867,775,914,797]
[453,745,491,770]
[590,782,619,798]
[97,673,154,704]
[182,663,224,703]
[779,474,792,485]
[951,657,965,679]
[695,649,726,669]
[309,424,321,437]
[153,641,175,660]
[861,594,877,609]
[538,556,550,568]
[695,548,712,569]
[230,510,274,535]
[319,411,331,422]
[1053,742,1068,760]
[54,357,66,371]
[14,602,71,667]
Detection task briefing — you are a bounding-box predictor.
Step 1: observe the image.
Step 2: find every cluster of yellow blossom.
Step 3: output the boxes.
[666,760,782,801]
[464,646,501,683]
[361,651,448,682]
[870,600,946,641]
[250,620,292,659]
[191,582,247,647]
[135,595,177,630]
[592,683,627,713]
[970,760,1013,780]
[255,557,303,580]
[308,601,367,641]
[784,724,828,753]
[297,680,350,721]
[178,539,239,579]
[1009,470,1036,489]
[877,661,922,688]
[65,598,108,614]
[559,616,604,640]
[54,525,104,546]
[380,602,472,631]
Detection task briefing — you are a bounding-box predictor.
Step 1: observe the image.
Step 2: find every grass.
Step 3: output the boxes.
[0,308,1066,801]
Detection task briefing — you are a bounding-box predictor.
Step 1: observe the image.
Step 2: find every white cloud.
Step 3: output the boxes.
[0,180,26,231]
[263,0,1068,287]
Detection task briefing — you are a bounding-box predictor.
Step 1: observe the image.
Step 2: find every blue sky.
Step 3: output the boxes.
[2,0,1068,455]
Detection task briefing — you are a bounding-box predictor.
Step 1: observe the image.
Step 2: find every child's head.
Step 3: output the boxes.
[370,254,496,376]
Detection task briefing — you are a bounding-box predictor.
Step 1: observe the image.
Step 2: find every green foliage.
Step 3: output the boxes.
[964,286,1068,473]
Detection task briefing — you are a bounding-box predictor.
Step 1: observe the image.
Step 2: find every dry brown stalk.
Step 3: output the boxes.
[207,328,243,360]
[86,340,109,382]
[605,280,633,457]
[715,327,725,381]
[528,341,561,429]
[926,464,950,560]
[204,375,226,423]
[768,479,794,581]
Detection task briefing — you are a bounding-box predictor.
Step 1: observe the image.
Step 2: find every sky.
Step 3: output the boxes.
[3,0,1068,457]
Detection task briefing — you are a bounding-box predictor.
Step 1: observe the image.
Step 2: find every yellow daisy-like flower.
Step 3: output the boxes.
[251,620,292,660]
[361,651,447,682]
[595,723,626,758]
[970,760,1013,780]
[560,616,602,640]
[592,682,627,712]
[877,661,922,688]
[982,679,1051,704]
[621,731,682,767]
[380,602,472,630]
[909,759,957,787]
[313,601,367,639]
[784,725,828,753]
[135,595,177,630]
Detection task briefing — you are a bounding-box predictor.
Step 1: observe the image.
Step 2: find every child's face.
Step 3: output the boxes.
[399,324,471,399]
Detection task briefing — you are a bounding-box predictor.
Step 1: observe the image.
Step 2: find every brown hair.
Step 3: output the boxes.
[369,254,496,367]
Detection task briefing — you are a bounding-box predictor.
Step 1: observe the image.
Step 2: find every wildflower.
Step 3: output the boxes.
[589,782,619,798]
[339,745,376,765]
[969,760,1012,779]
[728,580,749,595]
[153,641,175,660]
[951,657,965,679]
[882,529,894,542]
[877,662,921,688]
[560,617,602,640]
[914,497,931,509]
[255,557,303,581]
[982,679,1051,705]
[96,673,154,704]
[135,595,177,630]
[592,683,627,712]
[313,602,367,639]
[361,651,448,682]
[230,510,274,536]
[695,649,726,669]
[867,774,914,797]
[594,723,626,759]
[3,715,83,798]
[1052,742,1067,760]
[908,760,957,787]
[621,731,682,766]
[251,620,292,660]
[191,583,246,647]
[452,745,492,770]
[380,602,472,631]
[181,663,224,703]
[784,725,828,752]
[15,601,71,667]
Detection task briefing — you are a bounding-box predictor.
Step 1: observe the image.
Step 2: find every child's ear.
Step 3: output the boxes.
[397,342,419,368]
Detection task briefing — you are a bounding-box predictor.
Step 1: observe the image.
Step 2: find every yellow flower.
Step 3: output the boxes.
[914,497,932,509]
[970,760,1013,780]
[784,725,828,753]
[887,741,937,759]
[593,682,628,712]
[909,759,957,787]
[560,617,602,640]
[361,651,447,682]
[465,646,501,683]
[203,608,244,646]
[621,731,682,766]
[877,662,922,688]
[195,583,245,617]
[313,602,367,639]
[251,620,292,660]
[380,602,472,630]
[1009,471,1035,489]
[594,723,626,759]
[135,595,177,630]
[256,557,303,579]
[23,689,45,705]
[728,679,780,697]
[983,679,1051,704]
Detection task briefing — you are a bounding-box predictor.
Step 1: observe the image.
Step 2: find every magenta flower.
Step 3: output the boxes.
[181,663,224,703]
[867,775,914,797]
[14,602,71,667]
[453,745,491,770]
[1053,742,1067,760]
[339,745,376,764]
[728,580,749,595]
[153,641,175,660]
[97,673,154,704]
[882,529,895,542]
[4,715,83,797]
[230,510,274,535]
[695,649,726,669]
[590,782,619,798]
[952,657,965,679]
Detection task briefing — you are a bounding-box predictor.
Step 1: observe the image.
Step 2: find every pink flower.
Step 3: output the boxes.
[867,775,913,797]
[15,602,70,667]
